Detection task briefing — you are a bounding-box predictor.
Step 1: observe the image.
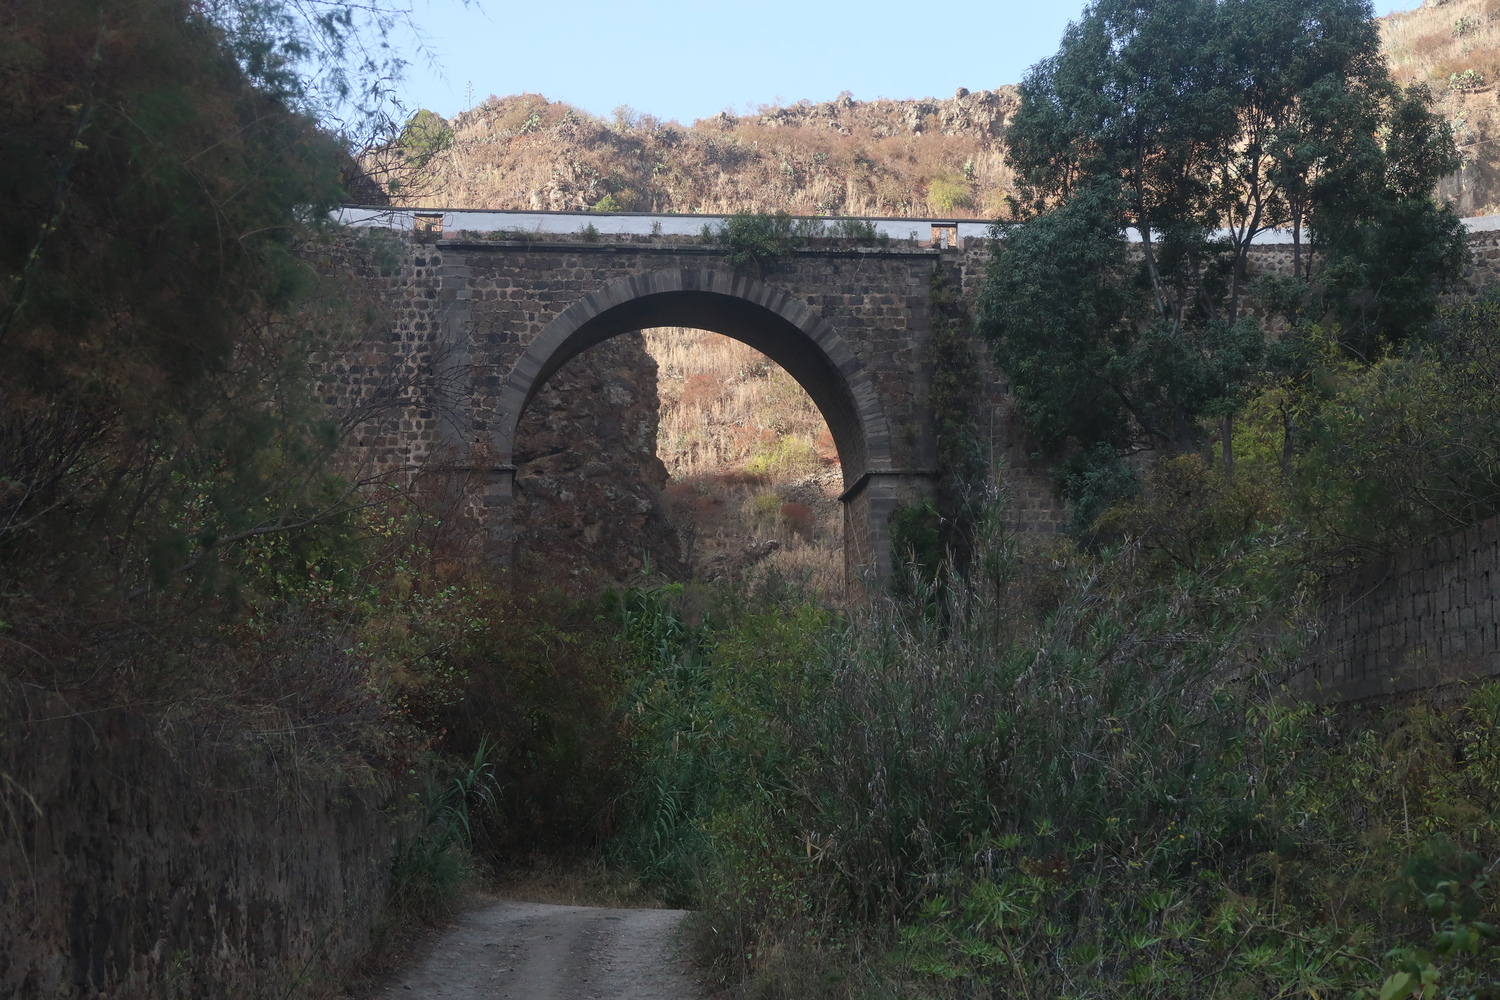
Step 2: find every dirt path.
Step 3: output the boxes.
[376,900,703,1000]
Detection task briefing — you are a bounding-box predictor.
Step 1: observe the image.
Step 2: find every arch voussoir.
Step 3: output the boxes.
[496,267,892,475]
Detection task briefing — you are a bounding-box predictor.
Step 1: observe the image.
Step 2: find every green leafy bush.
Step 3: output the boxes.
[1228,293,1500,558]
[398,110,454,167]
[592,190,638,213]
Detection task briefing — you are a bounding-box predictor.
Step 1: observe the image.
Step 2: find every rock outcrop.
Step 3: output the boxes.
[512,333,685,589]
[366,89,1020,218]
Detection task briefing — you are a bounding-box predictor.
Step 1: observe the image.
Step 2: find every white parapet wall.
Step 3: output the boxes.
[333,205,993,243]
[334,204,1500,247]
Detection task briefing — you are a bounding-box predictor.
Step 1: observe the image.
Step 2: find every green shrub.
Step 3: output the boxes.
[742,435,820,480]
[592,191,636,213]
[398,109,454,167]
[744,492,784,527]
[888,500,943,593]
[703,211,822,273]
[1449,68,1485,92]
[1232,297,1500,557]
[927,174,973,214]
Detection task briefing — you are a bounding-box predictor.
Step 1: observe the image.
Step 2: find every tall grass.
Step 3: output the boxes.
[389,739,500,916]
[608,511,1500,998]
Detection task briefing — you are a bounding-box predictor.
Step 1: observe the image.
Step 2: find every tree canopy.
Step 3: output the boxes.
[0,0,379,618]
[979,0,1467,529]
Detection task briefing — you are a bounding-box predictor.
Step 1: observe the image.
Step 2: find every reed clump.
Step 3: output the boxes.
[607,499,1500,999]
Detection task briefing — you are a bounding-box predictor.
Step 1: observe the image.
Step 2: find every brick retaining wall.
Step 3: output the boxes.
[1293,517,1500,702]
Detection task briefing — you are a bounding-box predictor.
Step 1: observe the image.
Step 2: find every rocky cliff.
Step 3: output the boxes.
[511,333,685,589]
[1386,0,1500,215]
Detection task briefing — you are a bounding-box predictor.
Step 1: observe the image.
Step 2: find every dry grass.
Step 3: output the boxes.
[747,542,846,598]
[639,328,844,589]
[1381,0,1500,213]
[368,90,1019,218]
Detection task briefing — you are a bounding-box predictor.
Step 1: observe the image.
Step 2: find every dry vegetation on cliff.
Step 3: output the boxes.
[369,89,1018,218]
[372,1,1500,220]
[641,329,844,595]
[1385,0,1500,213]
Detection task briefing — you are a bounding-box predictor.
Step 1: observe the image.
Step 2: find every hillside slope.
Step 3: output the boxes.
[370,88,1018,218]
[1385,0,1500,215]
[377,0,1500,219]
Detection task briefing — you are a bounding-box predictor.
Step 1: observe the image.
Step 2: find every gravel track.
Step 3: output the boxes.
[378,900,702,1000]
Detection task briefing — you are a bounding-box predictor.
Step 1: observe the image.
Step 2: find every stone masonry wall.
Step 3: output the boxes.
[407,231,962,581]
[954,248,1069,534]
[318,230,461,478]
[1294,517,1500,703]
[0,683,402,1000]
[452,234,938,477]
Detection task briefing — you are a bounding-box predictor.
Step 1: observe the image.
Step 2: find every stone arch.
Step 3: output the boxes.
[493,268,894,489]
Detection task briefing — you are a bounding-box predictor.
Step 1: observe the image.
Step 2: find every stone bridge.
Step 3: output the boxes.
[332,207,1058,585]
[329,208,1500,588]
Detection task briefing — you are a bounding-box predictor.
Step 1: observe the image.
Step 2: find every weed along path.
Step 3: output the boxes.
[378,899,702,999]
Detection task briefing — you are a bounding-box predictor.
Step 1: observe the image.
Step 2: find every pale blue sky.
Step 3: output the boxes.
[395,0,1420,125]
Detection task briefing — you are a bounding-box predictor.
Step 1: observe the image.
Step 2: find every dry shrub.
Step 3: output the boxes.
[1413,31,1452,59]
[677,373,723,412]
[780,502,815,540]
[815,428,838,464]
[748,543,844,597]
[1434,53,1500,86]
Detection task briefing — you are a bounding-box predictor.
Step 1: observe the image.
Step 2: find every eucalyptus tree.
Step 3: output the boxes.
[980,0,1464,525]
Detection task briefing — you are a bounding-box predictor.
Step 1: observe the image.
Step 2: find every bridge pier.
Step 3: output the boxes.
[478,464,517,566]
[841,470,938,591]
